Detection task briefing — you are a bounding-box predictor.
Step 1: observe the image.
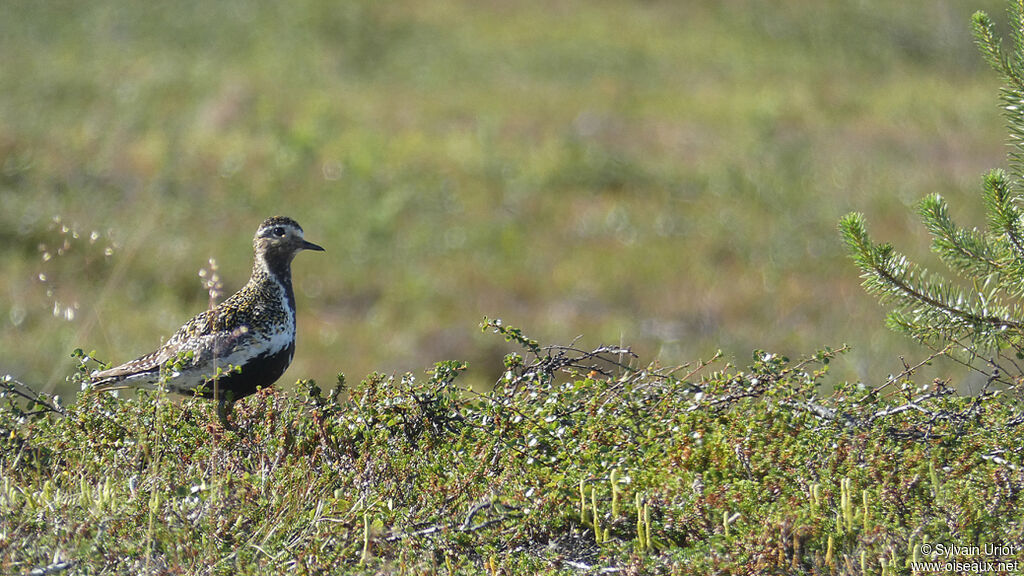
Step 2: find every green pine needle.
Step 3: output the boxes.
[843,8,1024,356]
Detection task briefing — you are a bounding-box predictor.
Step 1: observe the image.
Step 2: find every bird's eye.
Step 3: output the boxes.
[273,227,286,237]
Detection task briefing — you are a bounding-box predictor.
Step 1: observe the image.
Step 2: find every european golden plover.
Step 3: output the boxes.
[91,216,324,404]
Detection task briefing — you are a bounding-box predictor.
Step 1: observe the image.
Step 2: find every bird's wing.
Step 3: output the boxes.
[91,308,221,384]
[91,309,261,389]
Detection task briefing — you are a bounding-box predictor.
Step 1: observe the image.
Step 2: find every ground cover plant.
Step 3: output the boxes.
[2,319,1024,574]
[7,1,1024,575]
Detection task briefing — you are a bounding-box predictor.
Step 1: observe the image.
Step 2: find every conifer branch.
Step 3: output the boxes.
[973,10,1024,89]
[975,7,1024,176]
[839,214,1024,348]
[871,260,1020,333]
[973,11,1006,73]
[843,6,1024,363]
[919,194,1004,279]
[1012,0,1024,73]
[983,169,1024,258]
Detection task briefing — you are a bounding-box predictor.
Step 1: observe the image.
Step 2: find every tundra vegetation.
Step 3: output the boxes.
[4,1,1024,574]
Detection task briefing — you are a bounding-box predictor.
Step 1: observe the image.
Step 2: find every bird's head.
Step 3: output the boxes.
[253,216,324,269]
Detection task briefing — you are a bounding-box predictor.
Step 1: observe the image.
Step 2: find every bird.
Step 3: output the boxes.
[91,216,324,407]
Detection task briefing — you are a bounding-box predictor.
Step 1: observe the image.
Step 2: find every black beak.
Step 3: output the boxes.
[301,239,325,252]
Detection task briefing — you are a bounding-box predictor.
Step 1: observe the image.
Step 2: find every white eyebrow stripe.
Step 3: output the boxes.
[259,224,303,238]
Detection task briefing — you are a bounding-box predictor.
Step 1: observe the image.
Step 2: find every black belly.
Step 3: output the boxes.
[196,343,295,400]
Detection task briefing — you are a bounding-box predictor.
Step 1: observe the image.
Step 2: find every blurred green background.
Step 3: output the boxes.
[0,0,1010,397]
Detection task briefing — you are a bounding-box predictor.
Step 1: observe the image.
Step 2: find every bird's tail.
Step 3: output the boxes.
[89,372,161,393]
